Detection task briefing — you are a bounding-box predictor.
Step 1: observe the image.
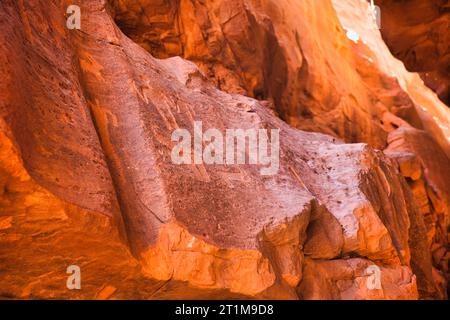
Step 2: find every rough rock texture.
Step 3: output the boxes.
[385,126,450,298]
[109,0,450,152]
[299,258,417,300]
[377,0,450,106]
[0,0,449,300]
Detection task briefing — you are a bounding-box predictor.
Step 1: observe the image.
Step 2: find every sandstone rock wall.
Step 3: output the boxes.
[377,0,450,107]
[0,0,448,299]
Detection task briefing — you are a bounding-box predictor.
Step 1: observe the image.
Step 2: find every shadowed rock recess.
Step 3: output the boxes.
[377,0,450,107]
[0,0,448,300]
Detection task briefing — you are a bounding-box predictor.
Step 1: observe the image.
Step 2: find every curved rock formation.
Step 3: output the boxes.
[377,0,450,107]
[0,0,449,299]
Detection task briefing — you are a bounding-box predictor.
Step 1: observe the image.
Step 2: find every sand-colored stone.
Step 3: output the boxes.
[299,258,418,300]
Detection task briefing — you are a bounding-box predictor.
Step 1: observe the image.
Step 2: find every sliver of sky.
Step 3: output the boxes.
[346,29,360,43]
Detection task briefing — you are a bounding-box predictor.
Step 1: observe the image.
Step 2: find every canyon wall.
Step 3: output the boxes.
[377,0,450,107]
[0,0,449,299]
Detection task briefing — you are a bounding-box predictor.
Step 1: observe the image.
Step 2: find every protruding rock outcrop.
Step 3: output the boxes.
[377,0,450,106]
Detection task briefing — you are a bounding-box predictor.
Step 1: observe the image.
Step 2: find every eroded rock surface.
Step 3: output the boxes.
[377,0,450,106]
[299,258,418,300]
[0,0,449,299]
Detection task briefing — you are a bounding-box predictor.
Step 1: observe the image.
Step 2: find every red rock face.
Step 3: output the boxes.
[0,0,448,300]
[377,0,450,107]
